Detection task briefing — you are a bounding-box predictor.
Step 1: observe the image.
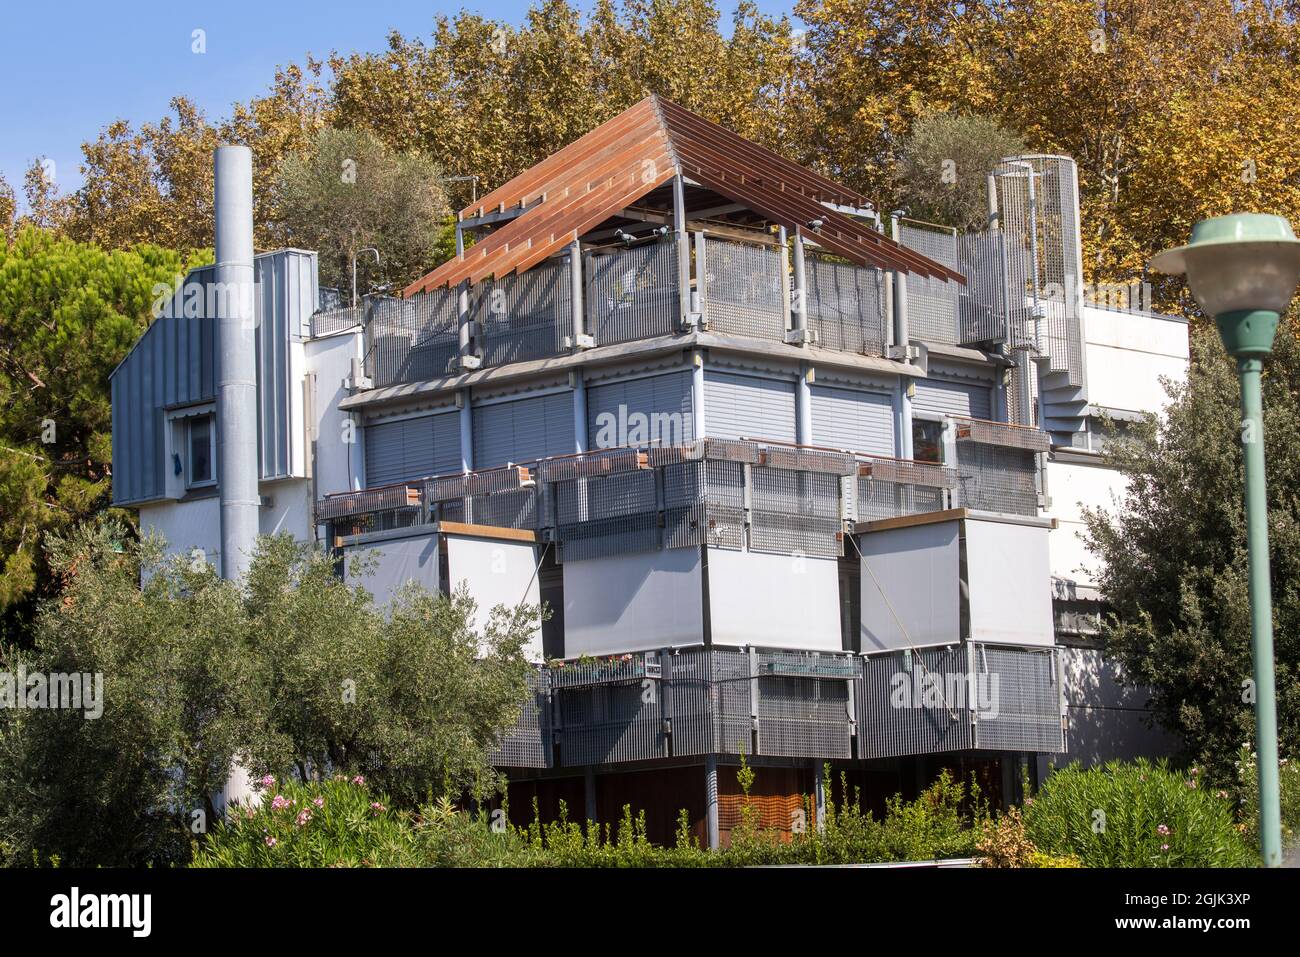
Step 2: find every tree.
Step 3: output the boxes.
[274,127,450,296]
[0,526,535,866]
[1083,317,1300,784]
[895,112,1027,231]
[0,227,202,636]
[0,175,14,242]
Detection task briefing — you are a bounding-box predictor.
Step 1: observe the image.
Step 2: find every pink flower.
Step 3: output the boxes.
[264,836,278,848]
[1156,824,1170,836]
[259,774,275,789]
[295,809,312,827]
[370,802,386,813]
[312,797,325,808]
[271,794,291,810]
[1160,843,1169,851]
[1185,779,1197,789]
[352,775,366,787]
[1217,790,1229,799]
[244,807,257,820]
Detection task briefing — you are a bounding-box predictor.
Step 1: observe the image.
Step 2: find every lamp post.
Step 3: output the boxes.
[1153,213,1300,867]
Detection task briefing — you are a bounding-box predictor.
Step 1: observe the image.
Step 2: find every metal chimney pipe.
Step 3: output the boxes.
[214,145,259,580]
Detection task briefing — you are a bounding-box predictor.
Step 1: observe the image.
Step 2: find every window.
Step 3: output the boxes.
[187,416,216,487]
[912,418,945,464]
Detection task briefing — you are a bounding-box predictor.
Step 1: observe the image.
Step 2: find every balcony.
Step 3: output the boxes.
[348,225,1007,392]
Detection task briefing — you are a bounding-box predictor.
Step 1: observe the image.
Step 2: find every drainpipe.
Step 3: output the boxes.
[214,145,259,582]
[890,216,914,459]
[691,350,707,440]
[705,755,720,851]
[674,174,692,329]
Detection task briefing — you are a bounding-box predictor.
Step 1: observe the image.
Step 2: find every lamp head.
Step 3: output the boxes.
[1152,213,1300,356]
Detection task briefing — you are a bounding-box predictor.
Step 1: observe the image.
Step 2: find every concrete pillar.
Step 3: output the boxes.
[674,174,692,327]
[791,226,808,334]
[796,363,813,446]
[573,370,588,453]
[459,392,473,473]
[691,350,707,441]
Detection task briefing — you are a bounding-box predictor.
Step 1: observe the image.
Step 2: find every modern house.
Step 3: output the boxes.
[109,97,1188,847]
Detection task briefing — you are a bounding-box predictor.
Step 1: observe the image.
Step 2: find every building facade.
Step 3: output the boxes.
[110,98,1188,847]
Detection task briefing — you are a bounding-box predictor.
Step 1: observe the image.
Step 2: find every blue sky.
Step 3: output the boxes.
[0,1,797,206]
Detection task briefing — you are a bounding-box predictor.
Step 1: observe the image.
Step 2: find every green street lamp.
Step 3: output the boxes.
[1154,213,1300,868]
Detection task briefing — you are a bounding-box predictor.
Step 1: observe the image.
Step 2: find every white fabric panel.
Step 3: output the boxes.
[344,533,440,607]
[809,384,895,455]
[562,548,703,656]
[912,377,993,419]
[586,371,694,449]
[707,549,843,651]
[364,412,460,486]
[472,391,576,468]
[445,536,543,661]
[858,520,960,652]
[703,371,796,442]
[965,518,1054,645]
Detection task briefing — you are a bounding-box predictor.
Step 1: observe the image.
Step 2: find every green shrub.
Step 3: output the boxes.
[192,776,421,867]
[1233,745,1300,851]
[1023,759,1252,867]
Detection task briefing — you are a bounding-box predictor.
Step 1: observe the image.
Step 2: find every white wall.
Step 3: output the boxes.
[445,535,543,661]
[562,547,704,656]
[1045,458,1125,587]
[306,330,364,498]
[1082,306,1188,415]
[139,496,222,568]
[707,548,843,651]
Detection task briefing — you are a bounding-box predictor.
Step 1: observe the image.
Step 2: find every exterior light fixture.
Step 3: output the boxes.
[1153,213,1300,867]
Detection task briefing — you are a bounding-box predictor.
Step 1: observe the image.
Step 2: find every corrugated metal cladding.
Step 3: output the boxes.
[364,412,460,486]
[912,376,993,419]
[703,370,796,443]
[109,250,318,505]
[472,391,576,468]
[585,371,694,450]
[809,384,895,456]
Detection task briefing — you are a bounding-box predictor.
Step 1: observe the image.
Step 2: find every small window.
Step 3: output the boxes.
[912,419,944,464]
[187,416,216,487]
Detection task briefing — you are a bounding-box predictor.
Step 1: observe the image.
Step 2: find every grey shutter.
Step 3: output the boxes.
[586,371,694,449]
[703,371,796,442]
[473,391,576,468]
[912,377,993,419]
[810,385,895,456]
[365,411,459,486]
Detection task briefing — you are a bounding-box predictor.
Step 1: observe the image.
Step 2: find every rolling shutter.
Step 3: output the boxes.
[912,377,993,419]
[810,385,895,456]
[364,412,460,486]
[473,391,576,468]
[586,371,694,449]
[703,371,796,442]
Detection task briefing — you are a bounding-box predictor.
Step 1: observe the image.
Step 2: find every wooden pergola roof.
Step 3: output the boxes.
[404,95,963,297]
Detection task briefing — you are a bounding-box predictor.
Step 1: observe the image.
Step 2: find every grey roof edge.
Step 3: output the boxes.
[339,331,920,412]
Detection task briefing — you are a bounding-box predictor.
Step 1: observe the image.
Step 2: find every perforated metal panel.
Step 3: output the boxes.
[804,255,888,356]
[366,291,460,387]
[464,487,538,530]
[858,646,975,759]
[750,466,843,558]
[897,222,961,344]
[704,371,797,443]
[956,231,1007,345]
[476,256,573,366]
[489,669,553,768]
[584,242,680,345]
[971,644,1064,752]
[555,682,666,764]
[954,442,1039,516]
[555,470,660,561]
[809,384,895,456]
[704,238,788,341]
[364,412,461,487]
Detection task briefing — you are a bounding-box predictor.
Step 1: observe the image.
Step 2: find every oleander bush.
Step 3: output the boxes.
[1022,759,1252,867]
[1234,745,1300,850]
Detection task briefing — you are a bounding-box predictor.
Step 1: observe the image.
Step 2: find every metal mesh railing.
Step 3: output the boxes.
[318,484,422,521]
[956,231,1007,345]
[703,237,788,341]
[854,457,955,523]
[476,256,573,366]
[897,221,961,345]
[555,469,660,561]
[970,644,1063,752]
[804,254,888,356]
[488,669,553,768]
[312,304,366,338]
[365,291,460,387]
[584,242,679,345]
[749,466,843,558]
[954,442,1039,516]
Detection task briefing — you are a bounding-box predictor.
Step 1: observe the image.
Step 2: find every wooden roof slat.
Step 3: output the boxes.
[404,95,962,297]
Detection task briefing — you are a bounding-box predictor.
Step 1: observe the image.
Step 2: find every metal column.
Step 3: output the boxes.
[705,755,720,851]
